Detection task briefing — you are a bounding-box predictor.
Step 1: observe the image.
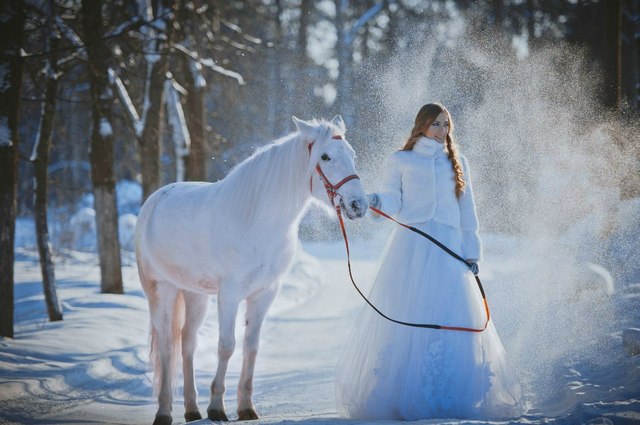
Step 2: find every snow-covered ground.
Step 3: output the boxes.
[2,226,639,425]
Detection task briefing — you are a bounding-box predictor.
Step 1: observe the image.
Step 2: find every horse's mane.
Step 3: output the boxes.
[217,119,338,231]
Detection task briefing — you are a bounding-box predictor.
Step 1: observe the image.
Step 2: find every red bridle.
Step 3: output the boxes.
[309,135,360,207]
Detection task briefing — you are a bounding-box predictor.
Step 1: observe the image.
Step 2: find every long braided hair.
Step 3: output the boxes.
[401,103,466,198]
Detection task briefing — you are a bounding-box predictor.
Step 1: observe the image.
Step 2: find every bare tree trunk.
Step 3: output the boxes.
[492,0,503,27]
[295,0,311,111]
[140,61,166,199]
[0,0,25,339]
[526,0,536,45]
[267,0,283,136]
[603,0,622,110]
[32,7,62,321]
[183,64,206,181]
[140,0,175,200]
[335,0,354,127]
[81,0,123,294]
[298,0,310,67]
[177,2,207,182]
[631,0,640,110]
[386,2,399,55]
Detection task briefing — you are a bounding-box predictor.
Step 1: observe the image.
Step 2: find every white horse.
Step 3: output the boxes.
[135,116,367,425]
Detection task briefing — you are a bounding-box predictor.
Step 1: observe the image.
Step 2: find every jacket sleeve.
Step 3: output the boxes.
[459,155,482,261]
[369,153,403,221]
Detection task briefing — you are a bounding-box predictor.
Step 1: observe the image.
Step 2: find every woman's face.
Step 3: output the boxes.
[422,112,449,143]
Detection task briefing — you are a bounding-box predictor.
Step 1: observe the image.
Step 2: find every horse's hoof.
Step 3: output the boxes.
[152,415,172,425]
[184,411,202,422]
[238,408,259,421]
[207,409,229,422]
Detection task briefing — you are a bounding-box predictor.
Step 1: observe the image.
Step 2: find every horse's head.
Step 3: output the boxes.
[293,115,368,220]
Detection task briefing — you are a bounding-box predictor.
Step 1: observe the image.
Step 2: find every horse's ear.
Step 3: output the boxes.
[292,116,315,135]
[331,115,346,134]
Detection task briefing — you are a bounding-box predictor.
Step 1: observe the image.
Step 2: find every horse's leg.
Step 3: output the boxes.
[150,281,181,425]
[207,286,241,422]
[181,290,209,422]
[237,287,279,420]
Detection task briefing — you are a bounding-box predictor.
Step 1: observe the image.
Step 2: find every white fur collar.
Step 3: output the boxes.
[413,136,447,157]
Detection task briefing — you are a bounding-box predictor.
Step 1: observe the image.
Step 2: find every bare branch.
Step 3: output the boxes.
[220,18,262,45]
[108,68,142,136]
[172,43,245,85]
[21,9,172,59]
[346,2,385,44]
[55,16,86,55]
[218,34,256,53]
[105,16,143,38]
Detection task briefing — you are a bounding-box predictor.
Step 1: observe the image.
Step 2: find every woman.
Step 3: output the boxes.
[335,103,525,420]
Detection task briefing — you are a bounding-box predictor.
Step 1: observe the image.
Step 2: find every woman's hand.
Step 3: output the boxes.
[467,261,479,275]
[367,193,381,209]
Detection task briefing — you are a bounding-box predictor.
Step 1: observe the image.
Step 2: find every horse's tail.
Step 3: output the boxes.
[149,289,186,396]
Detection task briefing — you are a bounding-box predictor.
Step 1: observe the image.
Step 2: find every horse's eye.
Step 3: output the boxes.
[321,153,330,161]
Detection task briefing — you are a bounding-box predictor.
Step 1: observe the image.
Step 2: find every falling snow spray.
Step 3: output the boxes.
[351,17,639,409]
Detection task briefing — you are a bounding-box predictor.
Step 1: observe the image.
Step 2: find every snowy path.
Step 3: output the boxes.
[1,242,377,425]
[2,236,640,425]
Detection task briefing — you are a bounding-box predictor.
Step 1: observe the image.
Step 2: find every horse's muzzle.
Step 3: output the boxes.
[341,197,367,219]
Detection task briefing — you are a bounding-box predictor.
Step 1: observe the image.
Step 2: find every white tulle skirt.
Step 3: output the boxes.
[335,220,526,420]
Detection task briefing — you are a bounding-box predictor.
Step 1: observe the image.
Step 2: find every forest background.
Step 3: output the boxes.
[0,0,639,338]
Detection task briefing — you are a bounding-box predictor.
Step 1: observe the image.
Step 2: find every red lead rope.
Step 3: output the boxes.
[333,204,491,333]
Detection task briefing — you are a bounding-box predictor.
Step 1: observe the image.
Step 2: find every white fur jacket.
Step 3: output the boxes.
[372,136,482,261]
